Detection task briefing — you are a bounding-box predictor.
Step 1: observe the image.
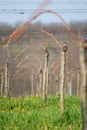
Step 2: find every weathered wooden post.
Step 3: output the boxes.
[36,74,39,96]
[42,62,46,100]
[42,47,49,100]
[0,68,4,96]
[77,67,80,96]
[4,60,9,97]
[67,71,72,96]
[60,43,68,115]
[39,67,43,97]
[80,38,87,130]
[31,71,35,96]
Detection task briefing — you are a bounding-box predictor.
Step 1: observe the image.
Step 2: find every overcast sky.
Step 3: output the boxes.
[0,0,87,25]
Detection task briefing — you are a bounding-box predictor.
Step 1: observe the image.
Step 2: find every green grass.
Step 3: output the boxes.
[0,94,82,130]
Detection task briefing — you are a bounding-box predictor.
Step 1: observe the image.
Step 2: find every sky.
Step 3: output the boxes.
[0,0,87,25]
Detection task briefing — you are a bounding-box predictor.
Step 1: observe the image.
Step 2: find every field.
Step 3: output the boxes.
[0,94,82,130]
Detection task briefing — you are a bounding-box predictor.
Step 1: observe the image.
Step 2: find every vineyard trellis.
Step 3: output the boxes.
[0,0,87,129]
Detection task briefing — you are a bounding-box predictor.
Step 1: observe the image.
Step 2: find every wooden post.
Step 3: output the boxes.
[36,74,39,96]
[77,67,80,97]
[80,39,87,130]
[67,71,72,95]
[39,67,43,97]
[0,68,4,96]
[0,69,1,96]
[46,64,49,96]
[36,74,40,96]
[68,82,72,96]
[1,68,4,96]
[60,44,68,115]
[4,60,9,97]
[42,59,46,100]
[42,48,49,100]
[31,71,34,96]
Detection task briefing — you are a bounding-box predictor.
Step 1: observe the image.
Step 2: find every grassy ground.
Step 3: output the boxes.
[0,94,82,130]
